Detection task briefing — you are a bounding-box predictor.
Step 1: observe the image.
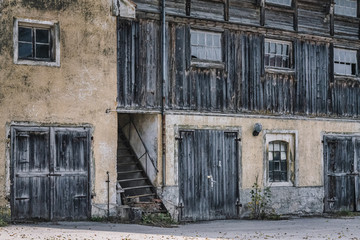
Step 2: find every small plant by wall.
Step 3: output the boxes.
[247,176,273,220]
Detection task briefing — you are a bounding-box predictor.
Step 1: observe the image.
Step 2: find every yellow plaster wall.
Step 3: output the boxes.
[0,0,118,206]
[163,114,360,188]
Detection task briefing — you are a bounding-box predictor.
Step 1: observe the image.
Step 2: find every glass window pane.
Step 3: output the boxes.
[273,151,280,160]
[19,27,32,42]
[274,143,280,151]
[36,44,50,59]
[36,29,49,43]
[281,151,286,160]
[268,152,273,161]
[18,42,33,58]
[269,143,273,151]
[334,48,357,76]
[274,161,280,171]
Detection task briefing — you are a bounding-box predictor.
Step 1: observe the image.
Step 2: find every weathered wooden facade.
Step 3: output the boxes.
[116,0,360,221]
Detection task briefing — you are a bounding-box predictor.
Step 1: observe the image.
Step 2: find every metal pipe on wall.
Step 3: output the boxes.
[161,0,166,187]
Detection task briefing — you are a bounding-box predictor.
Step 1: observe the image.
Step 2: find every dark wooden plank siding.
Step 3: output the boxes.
[229,0,259,25]
[117,16,360,118]
[331,79,360,117]
[295,41,329,115]
[334,19,359,40]
[134,0,160,13]
[297,0,329,35]
[191,0,224,21]
[118,19,161,109]
[265,9,294,31]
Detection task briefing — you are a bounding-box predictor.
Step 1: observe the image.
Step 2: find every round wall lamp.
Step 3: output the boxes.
[253,123,262,136]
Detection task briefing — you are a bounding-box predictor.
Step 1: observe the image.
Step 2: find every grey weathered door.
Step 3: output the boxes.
[11,126,91,221]
[324,135,360,212]
[178,129,239,221]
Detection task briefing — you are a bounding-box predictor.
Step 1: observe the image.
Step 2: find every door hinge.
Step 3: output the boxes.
[235,138,241,142]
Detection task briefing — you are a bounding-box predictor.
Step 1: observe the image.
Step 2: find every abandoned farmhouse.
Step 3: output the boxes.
[1,0,360,222]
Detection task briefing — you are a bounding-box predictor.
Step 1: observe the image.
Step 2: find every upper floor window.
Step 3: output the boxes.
[334,48,357,76]
[334,0,357,17]
[265,0,292,6]
[264,39,292,69]
[191,30,222,62]
[18,27,51,61]
[14,18,60,67]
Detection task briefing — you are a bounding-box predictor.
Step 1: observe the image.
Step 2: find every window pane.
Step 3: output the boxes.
[335,0,357,17]
[18,42,33,58]
[274,143,280,151]
[265,40,291,68]
[19,27,32,42]
[266,0,292,6]
[273,151,280,160]
[36,29,49,43]
[191,30,222,61]
[36,44,50,59]
[334,48,357,76]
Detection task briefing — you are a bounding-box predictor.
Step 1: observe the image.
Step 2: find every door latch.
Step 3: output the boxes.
[207,175,217,187]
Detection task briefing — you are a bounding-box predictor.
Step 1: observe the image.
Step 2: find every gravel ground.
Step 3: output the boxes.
[0,217,359,240]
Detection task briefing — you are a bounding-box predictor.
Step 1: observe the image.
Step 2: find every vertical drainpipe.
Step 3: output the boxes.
[161,0,166,187]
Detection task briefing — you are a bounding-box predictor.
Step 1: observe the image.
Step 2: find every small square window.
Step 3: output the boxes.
[14,18,60,67]
[266,0,292,7]
[334,48,357,76]
[334,0,357,17]
[264,39,292,69]
[191,30,222,62]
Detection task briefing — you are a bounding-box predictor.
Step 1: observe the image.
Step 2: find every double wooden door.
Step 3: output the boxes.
[178,129,240,221]
[11,126,91,221]
[324,135,360,212]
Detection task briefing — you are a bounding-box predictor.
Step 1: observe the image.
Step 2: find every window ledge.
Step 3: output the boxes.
[334,74,360,82]
[191,60,225,69]
[14,59,60,67]
[265,67,295,75]
[266,182,294,187]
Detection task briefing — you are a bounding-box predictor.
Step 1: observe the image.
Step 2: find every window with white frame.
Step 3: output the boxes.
[334,48,357,76]
[266,0,292,7]
[191,30,222,62]
[334,0,357,17]
[265,133,295,186]
[264,39,292,69]
[14,18,60,67]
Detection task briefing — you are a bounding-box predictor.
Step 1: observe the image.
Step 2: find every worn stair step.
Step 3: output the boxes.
[123,185,153,191]
[117,178,147,183]
[117,170,143,174]
[118,154,136,157]
[117,162,137,165]
[125,193,156,199]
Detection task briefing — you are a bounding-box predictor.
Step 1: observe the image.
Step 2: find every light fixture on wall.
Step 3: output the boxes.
[253,123,262,136]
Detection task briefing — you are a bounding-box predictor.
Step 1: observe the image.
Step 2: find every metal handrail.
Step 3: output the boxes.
[121,120,159,173]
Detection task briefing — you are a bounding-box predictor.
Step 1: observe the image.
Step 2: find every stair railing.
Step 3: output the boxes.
[120,120,159,174]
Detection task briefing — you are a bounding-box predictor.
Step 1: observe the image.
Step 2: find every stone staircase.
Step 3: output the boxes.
[116,129,167,214]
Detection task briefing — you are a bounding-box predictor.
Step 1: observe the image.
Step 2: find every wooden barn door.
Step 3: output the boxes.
[11,126,91,221]
[324,135,360,212]
[178,129,239,221]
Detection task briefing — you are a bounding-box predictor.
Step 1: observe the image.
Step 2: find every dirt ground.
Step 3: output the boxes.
[0,217,359,240]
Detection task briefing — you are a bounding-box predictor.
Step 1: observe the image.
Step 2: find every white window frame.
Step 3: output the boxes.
[264,131,297,187]
[334,48,358,76]
[334,0,357,18]
[14,18,60,67]
[264,39,292,70]
[265,0,292,7]
[190,30,222,63]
